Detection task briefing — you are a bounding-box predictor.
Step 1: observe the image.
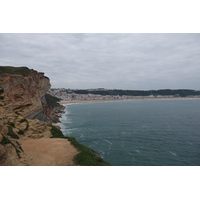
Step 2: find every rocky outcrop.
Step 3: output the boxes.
[0,66,109,166]
[0,66,65,165]
[0,67,50,120]
[0,66,64,122]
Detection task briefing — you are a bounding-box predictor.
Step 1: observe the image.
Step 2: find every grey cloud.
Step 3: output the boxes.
[0,33,200,90]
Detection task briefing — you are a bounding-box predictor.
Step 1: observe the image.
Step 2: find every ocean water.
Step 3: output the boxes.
[60,99,200,166]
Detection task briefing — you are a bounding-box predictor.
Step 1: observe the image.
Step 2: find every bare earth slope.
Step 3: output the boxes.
[21,138,78,166]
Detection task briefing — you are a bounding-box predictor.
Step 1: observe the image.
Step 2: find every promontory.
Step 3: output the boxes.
[0,66,110,166]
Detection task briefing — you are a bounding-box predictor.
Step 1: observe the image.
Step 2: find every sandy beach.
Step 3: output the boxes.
[60,97,200,104]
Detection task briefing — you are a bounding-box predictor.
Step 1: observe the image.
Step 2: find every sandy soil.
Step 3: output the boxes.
[21,138,79,166]
[60,97,200,104]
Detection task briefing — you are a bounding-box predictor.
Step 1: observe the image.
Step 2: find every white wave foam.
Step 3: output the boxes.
[103,139,112,145]
[169,151,177,156]
[98,150,105,155]
[60,105,73,135]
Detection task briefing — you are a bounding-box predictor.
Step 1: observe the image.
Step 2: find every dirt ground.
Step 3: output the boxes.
[20,138,79,166]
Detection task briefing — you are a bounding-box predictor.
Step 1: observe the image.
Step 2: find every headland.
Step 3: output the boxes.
[0,66,110,166]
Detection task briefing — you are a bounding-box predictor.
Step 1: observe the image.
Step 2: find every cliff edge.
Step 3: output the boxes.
[0,66,110,166]
[0,66,64,122]
[0,66,76,166]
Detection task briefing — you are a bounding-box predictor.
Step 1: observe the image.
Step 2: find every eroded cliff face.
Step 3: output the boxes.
[0,66,64,165]
[0,68,51,119]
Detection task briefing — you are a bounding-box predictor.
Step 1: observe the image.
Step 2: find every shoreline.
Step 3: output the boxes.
[60,97,200,104]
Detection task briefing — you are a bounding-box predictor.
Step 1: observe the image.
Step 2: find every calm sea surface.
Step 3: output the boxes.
[60,99,200,166]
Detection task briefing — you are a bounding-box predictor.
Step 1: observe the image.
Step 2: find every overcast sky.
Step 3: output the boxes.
[0,33,200,90]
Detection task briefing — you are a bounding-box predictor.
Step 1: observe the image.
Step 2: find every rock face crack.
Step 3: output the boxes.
[13,103,33,111]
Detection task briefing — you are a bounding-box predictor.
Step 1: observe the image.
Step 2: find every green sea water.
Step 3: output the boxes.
[61,99,200,166]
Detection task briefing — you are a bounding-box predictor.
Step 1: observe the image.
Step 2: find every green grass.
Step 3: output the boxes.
[0,66,31,77]
[50,125,111,166]
[66,137,111,166]
[50,125,65,138]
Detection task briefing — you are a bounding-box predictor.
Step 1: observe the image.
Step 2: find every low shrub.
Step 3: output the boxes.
[8,121,15,128]
[50,125,111,166]
[66,137,111,166]
[0,66,31,77]
[0,87,4,94]
[19,118,27,123]
[50,125,65,138]
[1,134,12,145]
[19,118,29,130]
[1,135,21,158]
[7,126,19,139]
[18,129,24,135]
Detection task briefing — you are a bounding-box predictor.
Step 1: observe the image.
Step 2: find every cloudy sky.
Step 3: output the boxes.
[0,33,200,90]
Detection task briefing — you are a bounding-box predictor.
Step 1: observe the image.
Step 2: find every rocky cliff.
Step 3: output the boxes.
[0,66,66,165]
[0,66,110,166]
[0,66,64,122]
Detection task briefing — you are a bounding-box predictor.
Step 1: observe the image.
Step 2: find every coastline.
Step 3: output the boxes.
[53,103,111,166]
[56,96,200,166]
[60,97,200,104]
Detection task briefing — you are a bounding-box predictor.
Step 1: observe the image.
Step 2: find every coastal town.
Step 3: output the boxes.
[48,88,200,102]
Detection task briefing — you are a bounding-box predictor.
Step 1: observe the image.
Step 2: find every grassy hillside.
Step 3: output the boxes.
[0,66,31,77]
[50,125,111,166]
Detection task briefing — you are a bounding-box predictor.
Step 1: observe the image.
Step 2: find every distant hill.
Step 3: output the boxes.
[70,89,200,97]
